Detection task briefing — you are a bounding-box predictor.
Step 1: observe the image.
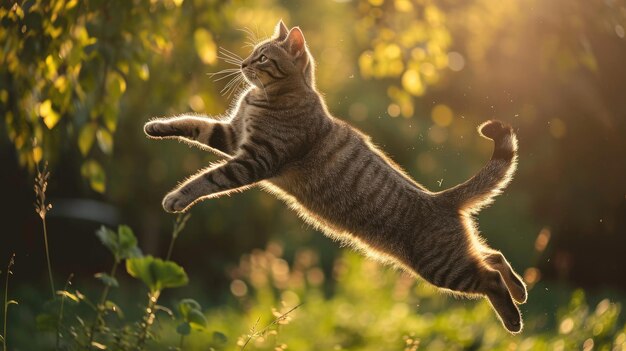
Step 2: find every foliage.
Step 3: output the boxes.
[1,0,193,192]
[96,225,142,263]
[126,256,188,293]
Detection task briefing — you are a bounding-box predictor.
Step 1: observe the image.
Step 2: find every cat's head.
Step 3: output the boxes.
[241,20,315,90]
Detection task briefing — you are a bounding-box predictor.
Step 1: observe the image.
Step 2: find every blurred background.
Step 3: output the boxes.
[1,0,625,349]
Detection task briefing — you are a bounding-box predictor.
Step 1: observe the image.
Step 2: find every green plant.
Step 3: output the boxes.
[126,255,189,350]
[166,213,191,261]
[175,298,207,349]
[1,254,17,351]
[89,225,142,349]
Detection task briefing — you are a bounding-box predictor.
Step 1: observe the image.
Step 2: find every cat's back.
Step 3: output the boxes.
[272,117,433,245]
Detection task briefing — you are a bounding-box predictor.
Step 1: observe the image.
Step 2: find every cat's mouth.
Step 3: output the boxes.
[241,67,260,87]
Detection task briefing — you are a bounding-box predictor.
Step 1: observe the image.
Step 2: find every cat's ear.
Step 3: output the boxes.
[283,27,306,58]
[273,19,289,41]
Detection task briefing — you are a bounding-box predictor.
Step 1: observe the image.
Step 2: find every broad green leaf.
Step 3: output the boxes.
[78,124,97,156]
[96,226,118,257]
[117,225,141,259]
[212,331,228,345]
[108,71,126,99]
[94,272,119,287]
[187,309,207,330]
[126,256,188,292]
[39,99,60,129]
[177,322,191,336]
[178,298,201,318]
[81,159,106,193]
[96,225,141,261]
[96,128,113,154]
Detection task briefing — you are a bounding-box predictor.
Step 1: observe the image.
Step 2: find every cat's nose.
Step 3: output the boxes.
[241,62,248,69]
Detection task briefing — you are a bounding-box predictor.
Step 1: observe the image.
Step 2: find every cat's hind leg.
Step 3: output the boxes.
[481,249,527,303]
[413,233,522,333]
[144,115,238,155]
[429,256,522,333]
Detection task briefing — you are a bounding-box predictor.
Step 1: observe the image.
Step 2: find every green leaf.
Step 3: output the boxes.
[188,309,207,330]
[103,103,117,132]
[94,272,119,287]
[96,225,141,261]
[96,226,118,258]
[126,256,188,293]
[176,322,191,336]
[212,331,228,345]
[80,159,106,193]
[78,123,97,156]
[56,291,79,303]
[96,128,114,154]
[39,99,61,129]
[117,225,141,259]
[178,298,201,318]
[107,71,126,99]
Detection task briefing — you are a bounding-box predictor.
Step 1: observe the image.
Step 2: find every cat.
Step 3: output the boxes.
[144,20,527,333]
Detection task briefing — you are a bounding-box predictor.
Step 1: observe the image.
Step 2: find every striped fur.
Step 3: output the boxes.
[144,21,526,333]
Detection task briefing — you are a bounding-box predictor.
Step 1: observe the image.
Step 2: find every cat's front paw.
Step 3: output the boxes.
[144,121,179,138]
[162,191,192,213]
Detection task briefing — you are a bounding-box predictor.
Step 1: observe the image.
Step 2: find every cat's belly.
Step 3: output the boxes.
[266,165,424,253]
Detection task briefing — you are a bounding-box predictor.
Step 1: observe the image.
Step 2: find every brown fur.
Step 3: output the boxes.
[144,20,527,333]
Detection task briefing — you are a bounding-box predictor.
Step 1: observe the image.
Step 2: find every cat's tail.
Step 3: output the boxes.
[437,120,518,214]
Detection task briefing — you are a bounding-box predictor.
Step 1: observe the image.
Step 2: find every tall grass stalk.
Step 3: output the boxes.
[2,254,16,351]
[240,303,303,350]
[34,162,55,297]
[165,213,191,261]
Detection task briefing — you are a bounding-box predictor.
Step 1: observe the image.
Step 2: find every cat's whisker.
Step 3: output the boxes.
[226,78,244,99]
[217,56,242,66]
[207,68,240,77]
[212,71,241,82]
[242,41,256,49]
[217,51,243,64]
[221,75,244,96]
[219,47,244,61]
[238,27,260,46]
[217,52,242,63]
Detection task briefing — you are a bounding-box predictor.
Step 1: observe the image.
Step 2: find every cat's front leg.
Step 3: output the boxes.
[162,156,271,213]
[144,115,239,156]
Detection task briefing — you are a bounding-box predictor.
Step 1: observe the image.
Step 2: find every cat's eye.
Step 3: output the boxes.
[259,55,267,63]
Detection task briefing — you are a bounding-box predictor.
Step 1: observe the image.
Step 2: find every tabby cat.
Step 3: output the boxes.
[144,20,527,333]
